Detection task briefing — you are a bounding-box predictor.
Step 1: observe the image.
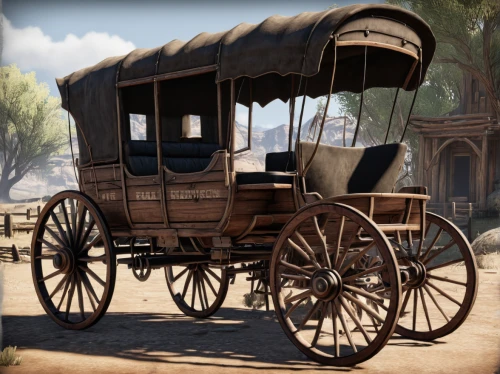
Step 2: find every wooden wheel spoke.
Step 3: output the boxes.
[412,288,418,331]
[76,272,86,321]
[200,269,218,297]
[70,199,78,246]
[47,274,70,301]
[426,281,462,306]
[336,224,360,272]
[60,201,74,247]
[199,273,209,310]
[191,271,198,309]
[173,267,189,282]
[342,291,385,324]
[342,264,387,283]
[36,254,56,260]
[287,237,320,269]
[419,288,432,331]
[78,219,96,252]
[400,289,412,317]
[80,270,100,309]
[202,265,221,283]
[298,299,321,332]
[42,227,67,250]
[75,207,88,249]
[50,211,69,247]
[79,265,106,287]
[195,272,204,310]
[313,216,331,268]
[335,300,357,353]
[65,274,77,321]
[423,284,450,322]
[56,275,72,310]
[423,239,456,265]
[332,216,345,269]
[78,255,106,263]
[181,270,194,299]
[79,232,100,257]
[311,302,328,347]
[279,260,314,277]
[339,295,372,344]
[284,289,312,305]
[427,274,466,286]
[38,269,63,283]
[281,273,310,282]
[285,296,308,319]
[426,258,464,272]
[420,227,443,261]
[339,240,377,276]
[343,284,388,311]
[331,302,340,357]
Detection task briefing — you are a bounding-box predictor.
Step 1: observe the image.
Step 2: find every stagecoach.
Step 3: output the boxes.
[31,4,478,366]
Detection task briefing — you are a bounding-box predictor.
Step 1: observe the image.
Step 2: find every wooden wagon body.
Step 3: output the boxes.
[31,4,478,367]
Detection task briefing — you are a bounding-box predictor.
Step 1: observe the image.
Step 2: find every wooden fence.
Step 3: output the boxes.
[0,206,42,237]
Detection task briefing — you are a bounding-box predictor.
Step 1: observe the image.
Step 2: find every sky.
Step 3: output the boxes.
[1,0,382,129]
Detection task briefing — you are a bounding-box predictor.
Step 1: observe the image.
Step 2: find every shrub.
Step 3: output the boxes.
[0,346,23,367]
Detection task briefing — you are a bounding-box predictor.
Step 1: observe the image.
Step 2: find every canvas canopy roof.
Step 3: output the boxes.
[56,4,435,165]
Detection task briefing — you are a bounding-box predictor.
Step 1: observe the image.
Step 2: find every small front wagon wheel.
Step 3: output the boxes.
[31,191,116,330]
[271,202,401,367]
[165,264,229,318]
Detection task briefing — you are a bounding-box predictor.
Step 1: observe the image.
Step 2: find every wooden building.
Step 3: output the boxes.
[411,73,500,214]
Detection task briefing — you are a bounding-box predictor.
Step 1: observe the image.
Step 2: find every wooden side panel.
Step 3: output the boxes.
[79,165,127,228]
[125,174,163,224]
[165,152,228,226]
[128,201,163,223]
[225,188,295,237]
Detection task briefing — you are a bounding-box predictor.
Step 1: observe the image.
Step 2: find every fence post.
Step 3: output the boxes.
[11,244,20,262]
[27,209,31,221]
[37,205,41,216]
[4,214,13,238]
[451,202,456,221]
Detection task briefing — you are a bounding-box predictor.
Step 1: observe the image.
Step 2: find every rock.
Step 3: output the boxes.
[471,228,500,255]
[486,189,500,214]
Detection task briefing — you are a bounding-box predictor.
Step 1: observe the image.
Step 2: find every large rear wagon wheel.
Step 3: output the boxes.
[271,202,401,367]
[31,191,116,330]
[395,212,478,340]
[165,264,229,318]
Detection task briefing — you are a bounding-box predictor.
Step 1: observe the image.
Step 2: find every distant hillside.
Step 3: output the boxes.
[10,115,356,199]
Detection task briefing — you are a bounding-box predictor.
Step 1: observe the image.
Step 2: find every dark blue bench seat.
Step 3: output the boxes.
[125,141,222,175]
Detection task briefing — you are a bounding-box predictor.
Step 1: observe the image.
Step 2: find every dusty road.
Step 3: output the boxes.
[2,261,500,374]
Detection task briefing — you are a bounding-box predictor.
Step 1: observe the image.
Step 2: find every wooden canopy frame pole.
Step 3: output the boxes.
[302,36,338,177]
[288,75,296,153]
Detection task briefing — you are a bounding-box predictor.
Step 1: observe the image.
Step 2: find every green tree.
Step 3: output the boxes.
[390,0,500,120]
[0,65,66,202]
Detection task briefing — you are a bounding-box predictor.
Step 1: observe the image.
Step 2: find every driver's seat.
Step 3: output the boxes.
[299,142,407,198]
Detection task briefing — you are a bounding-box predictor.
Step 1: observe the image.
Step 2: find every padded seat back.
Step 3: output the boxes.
[265,151,296,172]
[125,141,221,175]
[299,142,407,198]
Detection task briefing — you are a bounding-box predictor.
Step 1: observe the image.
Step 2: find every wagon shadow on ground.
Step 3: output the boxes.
[3,308,362,371]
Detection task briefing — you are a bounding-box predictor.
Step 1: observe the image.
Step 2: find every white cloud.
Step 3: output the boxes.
[2,16,136,78]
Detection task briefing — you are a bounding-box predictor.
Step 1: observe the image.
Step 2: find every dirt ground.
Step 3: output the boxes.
[1,258,500,374]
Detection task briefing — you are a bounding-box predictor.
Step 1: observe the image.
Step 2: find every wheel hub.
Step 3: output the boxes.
[311,269,342,301]
[53,247,76,274]
[406,260,427,288]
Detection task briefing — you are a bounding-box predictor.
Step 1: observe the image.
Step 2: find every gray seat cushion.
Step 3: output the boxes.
[300,142,407,198]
